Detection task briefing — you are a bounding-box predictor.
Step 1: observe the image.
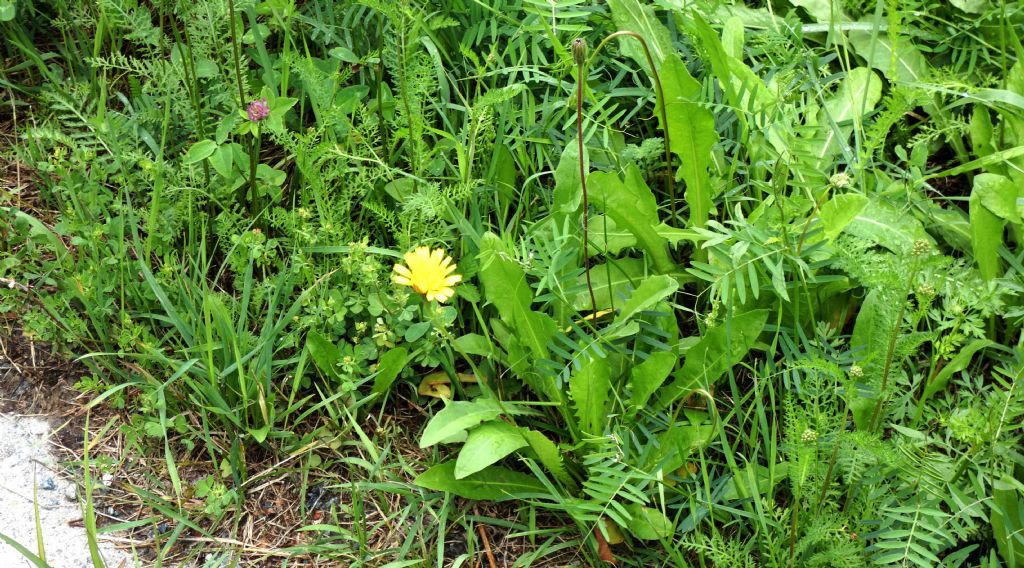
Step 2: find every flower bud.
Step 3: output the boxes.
[572,38,588,67]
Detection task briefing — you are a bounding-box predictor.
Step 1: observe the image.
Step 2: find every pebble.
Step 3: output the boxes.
[41,476,56,491]
[65,484,77,501]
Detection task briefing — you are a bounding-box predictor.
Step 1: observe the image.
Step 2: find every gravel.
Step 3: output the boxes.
[0,413,130,568]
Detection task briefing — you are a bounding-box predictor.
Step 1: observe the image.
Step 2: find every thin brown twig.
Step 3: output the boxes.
[474,506,498,568]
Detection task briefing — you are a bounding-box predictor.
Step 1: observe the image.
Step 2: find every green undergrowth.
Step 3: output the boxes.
[2,0,1024,566]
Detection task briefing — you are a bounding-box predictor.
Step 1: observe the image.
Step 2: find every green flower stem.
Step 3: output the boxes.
[226,0,246,107]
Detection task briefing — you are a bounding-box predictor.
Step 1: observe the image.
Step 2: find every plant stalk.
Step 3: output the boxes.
[575,45,598,316]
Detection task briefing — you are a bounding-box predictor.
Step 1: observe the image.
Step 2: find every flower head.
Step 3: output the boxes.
[393,247,461,303]
[246,98,270,122]
[571,38,588,66]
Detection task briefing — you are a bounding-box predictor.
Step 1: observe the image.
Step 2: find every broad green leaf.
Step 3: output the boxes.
[629,351,677,411]
[371,347,409,396]
[848,288,899,430]
[970,106,997,160]
[720,16,744,60]
[921,340,992,403]
[973,173,1021,224]
[923,202,972,252]
[646,421,716,473]
[588,166,674,273]
[419,399,503,448]
[453,334,492,357]
[970,178,1007,281]
[306,331,341,380]
[991,476,1024,567]
[685,13,777,135]
[714,4,784,30]
[818,193,868,241]
[589,217,699,256]
[328,46,359,63]
[569,355,612,435]
[256,164,287,186]
[588,215,636,255]
[414,462,546,501]
[656,309,768,408]
[818,67,882,164]
[787,0,845,22]
[622,504,673,540]
[0,1,15,21]
[404,321,432,342]
[455,420,527,479]
[950,0,989,13]
[616,275,678,323]
[209,145,235,178]
[844,199,931,254]
[658,54,718,229]
[574,257,646,311]
[607,0,674,70]
[521,429,576,489]
[183,139,218,164]
[849,31,930,85]
[552,143,584,221]
[478,233,558,373]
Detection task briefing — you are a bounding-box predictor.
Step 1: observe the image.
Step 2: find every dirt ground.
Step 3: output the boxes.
[0,330,131,567]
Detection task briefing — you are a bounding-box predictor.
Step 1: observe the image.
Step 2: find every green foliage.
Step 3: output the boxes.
[3,0,1024,565]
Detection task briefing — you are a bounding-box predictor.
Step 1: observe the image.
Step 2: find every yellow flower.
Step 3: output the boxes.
[393,246,462,303]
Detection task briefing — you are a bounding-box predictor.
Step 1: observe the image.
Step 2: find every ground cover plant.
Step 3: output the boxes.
[2,0,1024,565]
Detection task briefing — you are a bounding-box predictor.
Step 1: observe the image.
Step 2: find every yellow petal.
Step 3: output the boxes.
[393,264,412,277]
